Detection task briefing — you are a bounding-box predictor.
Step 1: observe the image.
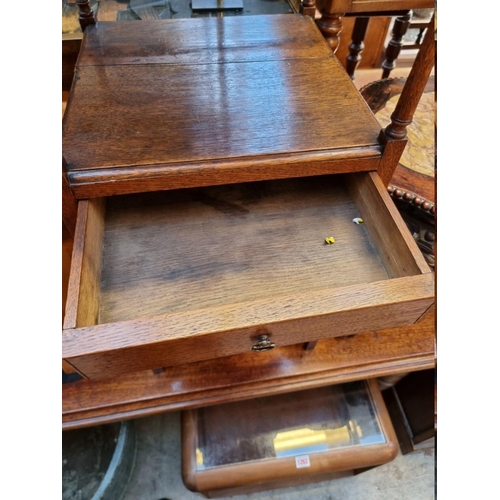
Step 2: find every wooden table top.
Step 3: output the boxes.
[316,0,434,14]
[63,14,382,198]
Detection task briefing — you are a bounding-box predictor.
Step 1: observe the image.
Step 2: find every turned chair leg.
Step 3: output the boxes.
[316,11,344,53]
[377,16,435,185]
[346,16,370,79]
[381,11,412,79]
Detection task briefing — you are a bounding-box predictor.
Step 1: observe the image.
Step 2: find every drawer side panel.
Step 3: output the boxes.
[63,198,106,329]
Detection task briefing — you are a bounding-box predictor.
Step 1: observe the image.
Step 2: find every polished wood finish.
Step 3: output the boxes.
[61,10,390,92]
[182,379,398,495]
[62,307,434,429]
[75,16,330,66]
[63,13,435,194]
[66,152,380,199]
[63,15,383,198]
[316,12,345,53]
[318,0,433,15]
[62,173,433,379]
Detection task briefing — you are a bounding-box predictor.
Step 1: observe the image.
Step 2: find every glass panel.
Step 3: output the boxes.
[195,381,386,470]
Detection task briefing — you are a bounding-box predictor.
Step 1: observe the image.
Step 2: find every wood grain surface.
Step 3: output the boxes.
[62,15,382,197]
[320,0,434,14]
[66,149,381,199]
[63,281,433,378]
[98,176,389,322]
[62,305,435,429]
[346,171,430,277]
[76,15,332,67]
[63,199,106,331]
[62,173,434,378]
[64,60,380,169]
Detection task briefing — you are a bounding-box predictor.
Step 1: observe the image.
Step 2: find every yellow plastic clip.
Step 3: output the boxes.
[325,237,335,244]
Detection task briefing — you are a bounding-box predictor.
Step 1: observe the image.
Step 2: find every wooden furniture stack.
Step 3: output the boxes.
[62,1,435,430]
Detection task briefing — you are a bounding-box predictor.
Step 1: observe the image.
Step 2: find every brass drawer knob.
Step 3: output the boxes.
[252,334,276,352]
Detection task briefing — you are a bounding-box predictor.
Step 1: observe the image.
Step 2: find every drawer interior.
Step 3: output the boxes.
[68,172,429,328]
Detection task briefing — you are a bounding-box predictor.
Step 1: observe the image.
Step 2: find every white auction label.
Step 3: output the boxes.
[295,455,311,468]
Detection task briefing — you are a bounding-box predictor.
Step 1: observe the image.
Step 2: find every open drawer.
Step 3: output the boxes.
[63,171,434,379]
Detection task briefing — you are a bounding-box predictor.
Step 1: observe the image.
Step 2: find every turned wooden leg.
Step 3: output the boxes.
[300,0,316,19]
[346,17,370,79]
[316,11,344,53]
[76,0,97,31]
[381,11,412,79]
[377,16,435,185]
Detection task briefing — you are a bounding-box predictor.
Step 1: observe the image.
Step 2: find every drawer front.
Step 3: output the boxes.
[63,279,433,379]
[63,172,434,379]
[181,379,398,494]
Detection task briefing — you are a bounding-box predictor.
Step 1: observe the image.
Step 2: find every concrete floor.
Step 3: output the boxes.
[119,411,435,500]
